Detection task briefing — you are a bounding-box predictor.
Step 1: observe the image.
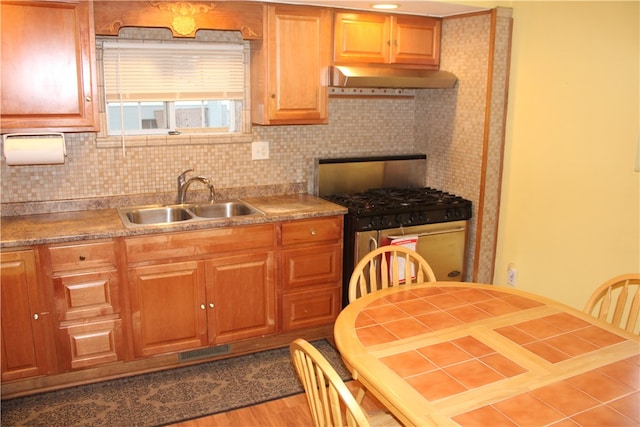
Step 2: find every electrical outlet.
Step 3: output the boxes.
[506,263,517,286]
[251,141,269,160]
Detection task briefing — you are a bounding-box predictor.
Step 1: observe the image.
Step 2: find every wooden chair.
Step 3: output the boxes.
[583,273,640,334]
[348,245,437,304]
[290,339,398,427]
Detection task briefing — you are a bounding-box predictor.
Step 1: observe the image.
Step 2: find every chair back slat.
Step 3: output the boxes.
[290,339,371,427]
[624,284,640,333]
[585,274,640,335]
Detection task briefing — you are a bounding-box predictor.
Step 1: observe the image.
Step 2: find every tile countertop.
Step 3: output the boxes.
[0,194,347,249]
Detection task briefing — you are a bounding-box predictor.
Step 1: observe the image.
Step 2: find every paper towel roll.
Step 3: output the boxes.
[3,133,66,165]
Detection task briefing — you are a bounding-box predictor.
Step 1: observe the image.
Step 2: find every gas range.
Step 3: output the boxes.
[323,187,472,231]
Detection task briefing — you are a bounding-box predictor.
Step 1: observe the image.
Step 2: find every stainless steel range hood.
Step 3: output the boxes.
[330,65,458,89]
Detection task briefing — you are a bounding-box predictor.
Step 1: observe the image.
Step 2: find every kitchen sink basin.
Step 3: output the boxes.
[122,206,193,226]
[118,201,262,227]
[191,201,256,218]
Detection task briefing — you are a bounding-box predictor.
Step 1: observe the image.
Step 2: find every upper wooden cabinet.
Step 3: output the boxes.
[251,5,331,125]
[334,12,441,67]
[0,0,98,133]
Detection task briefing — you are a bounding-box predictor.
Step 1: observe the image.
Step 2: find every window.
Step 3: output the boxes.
[102,40,246,137]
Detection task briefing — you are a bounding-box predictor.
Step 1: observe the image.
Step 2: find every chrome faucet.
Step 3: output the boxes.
[176,169,216,204]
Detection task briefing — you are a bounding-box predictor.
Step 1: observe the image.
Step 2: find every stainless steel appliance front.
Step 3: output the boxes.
[355,220,468,281]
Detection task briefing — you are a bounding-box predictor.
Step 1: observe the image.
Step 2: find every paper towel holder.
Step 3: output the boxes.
[2,132,67,166]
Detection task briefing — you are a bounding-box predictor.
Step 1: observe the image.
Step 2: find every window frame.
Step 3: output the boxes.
[96,32,253,149]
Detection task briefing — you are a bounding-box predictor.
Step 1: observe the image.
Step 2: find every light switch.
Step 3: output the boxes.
[252,141,269,160]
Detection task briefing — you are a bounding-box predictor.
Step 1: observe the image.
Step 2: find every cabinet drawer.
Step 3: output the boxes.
[282,243,342,289]
[282,286,340,331]
[281,216,342,246]
[48,241,117,272]
[52,270,120,321]
[125,224,275,264]
[58,319,124,370]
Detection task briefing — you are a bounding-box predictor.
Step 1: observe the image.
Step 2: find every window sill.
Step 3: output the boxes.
[96,132,254,148]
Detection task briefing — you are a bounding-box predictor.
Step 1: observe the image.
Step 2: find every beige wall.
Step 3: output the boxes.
[494,1,640,309]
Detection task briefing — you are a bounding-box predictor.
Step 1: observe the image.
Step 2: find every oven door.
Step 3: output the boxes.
[380,220,468,281]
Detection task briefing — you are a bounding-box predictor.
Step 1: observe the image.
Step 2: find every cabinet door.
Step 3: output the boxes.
[129,261,207,357]
[206,252,276,344]
[391,15,441,66]
[0,0,98,132]
[333,12,390,64]
[1,251,51,381]
[251,5,331,125]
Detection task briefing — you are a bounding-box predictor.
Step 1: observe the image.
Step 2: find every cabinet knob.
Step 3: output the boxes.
[200,304,206,310]
[209,303,215,309]
[310,229,316,236]
[79,255,86,261]
[270,94,276,99]
[85,96,92,102]
[33,313,39,320]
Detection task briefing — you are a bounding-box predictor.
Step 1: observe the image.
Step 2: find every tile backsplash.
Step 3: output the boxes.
[0,96,422,206]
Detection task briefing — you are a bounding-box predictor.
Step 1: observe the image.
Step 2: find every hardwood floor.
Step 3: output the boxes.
[170,382,391,426]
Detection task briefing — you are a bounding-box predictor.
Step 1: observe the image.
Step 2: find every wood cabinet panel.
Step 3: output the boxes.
[52,270,120,321]
[1,250,52,381]
[281,216,343,246]
[125,224,275,264]
[392,15,441,66]
[251,4,331,125]
[0,0,98,132]
[48,241,117,273]
[129,261,207,357]
[58,319,123,370]
[282,287,340,331]
[282,243,341,290]
[334,11,441,67]
[206,252,276,344]
[333,12,390,64]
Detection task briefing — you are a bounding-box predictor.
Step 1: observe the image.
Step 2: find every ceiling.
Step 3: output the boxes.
[261,0,498,17]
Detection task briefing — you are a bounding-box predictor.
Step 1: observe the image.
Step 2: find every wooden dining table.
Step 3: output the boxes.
[333,282,639,426]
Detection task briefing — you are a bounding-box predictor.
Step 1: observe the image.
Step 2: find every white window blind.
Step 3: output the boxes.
[102,41,244,102]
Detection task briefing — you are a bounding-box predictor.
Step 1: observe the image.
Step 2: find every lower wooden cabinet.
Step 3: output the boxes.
[57,319,124,370]
[206,252,275,344]
[45,239,127,372]
[128,260,207,357]
[1,250,53,382]
[280,216,343,331]
[1,216,343,397]
[126,224,277,357]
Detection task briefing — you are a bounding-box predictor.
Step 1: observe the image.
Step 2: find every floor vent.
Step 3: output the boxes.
[179,344,231,362]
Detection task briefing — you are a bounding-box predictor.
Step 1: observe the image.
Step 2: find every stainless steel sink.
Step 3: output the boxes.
[191,201,256,218]
[122,206,193,226]
[118,200,262,227]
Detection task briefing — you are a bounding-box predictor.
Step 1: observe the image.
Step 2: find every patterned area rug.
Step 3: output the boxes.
[1,339,349,427]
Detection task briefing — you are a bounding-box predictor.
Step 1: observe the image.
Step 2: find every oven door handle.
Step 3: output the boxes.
[369,236,378,251]
[387,226,466,239]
